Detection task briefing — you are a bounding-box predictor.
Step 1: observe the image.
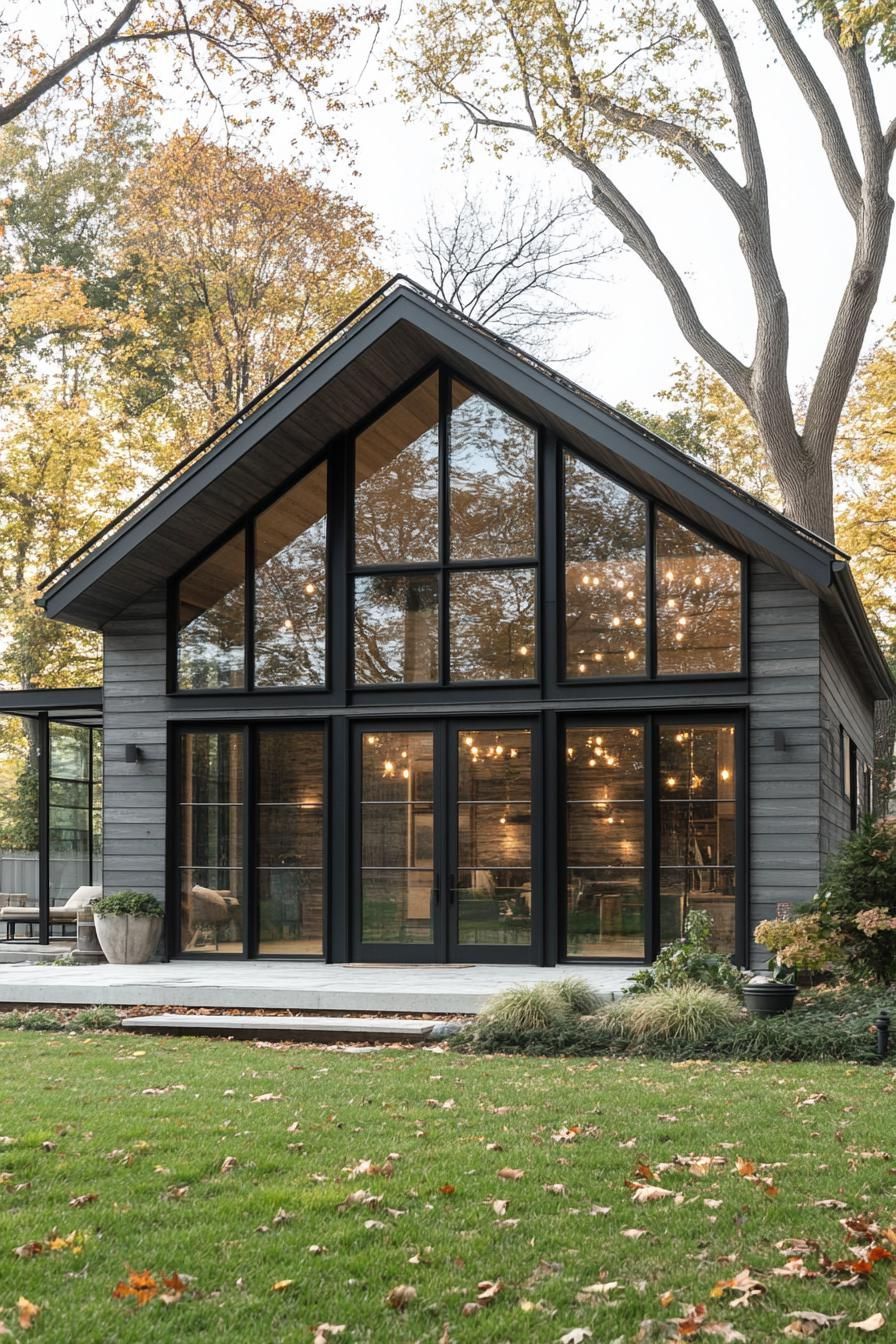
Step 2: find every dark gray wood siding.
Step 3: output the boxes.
[747,561,822,964]
[101,589,168,905]
[818,605,875,861]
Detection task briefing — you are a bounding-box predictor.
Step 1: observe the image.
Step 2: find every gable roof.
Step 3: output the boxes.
[35,277,892,697]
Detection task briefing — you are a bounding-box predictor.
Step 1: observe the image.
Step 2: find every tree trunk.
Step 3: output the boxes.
[751,413,836,540]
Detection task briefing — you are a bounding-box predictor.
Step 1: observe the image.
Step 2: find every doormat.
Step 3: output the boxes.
[342,963,475,970]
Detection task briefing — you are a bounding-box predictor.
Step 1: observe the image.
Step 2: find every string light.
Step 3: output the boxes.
[721,767,731,782]
[518,644,529,656]
[304,581,317,595]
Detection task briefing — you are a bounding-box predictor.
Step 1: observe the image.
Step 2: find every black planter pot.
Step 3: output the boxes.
[743,982,798,1017]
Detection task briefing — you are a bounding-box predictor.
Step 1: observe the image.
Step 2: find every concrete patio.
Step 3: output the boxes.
[0,959,634,1015]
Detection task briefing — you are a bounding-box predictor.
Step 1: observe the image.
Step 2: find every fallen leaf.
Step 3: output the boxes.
[849,1315,886,1332]
[16,1299,39,1330]
[312,1328,345,1344]
[385,1284,416,1310]
[560,1330,593,1343]
[68,1193,98,1208]
[576,1281,620,1303]
[252,1093,284,1103]
[492,1199,509,1216]
[797,1093,828,1107]
[628,1182,676,1203]
[439,1184,456,1196]
[621,1228,647,1239]
[498,1167,525,1181]
[271,1279,294,1292]
[544,1183,567,1195]
[219,1156,238,1174]
[784,1311,846,1335]
[476,1279,503,1304]
[426,1098,456,1110]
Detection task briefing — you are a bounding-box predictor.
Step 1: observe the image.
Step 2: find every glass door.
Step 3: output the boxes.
[354,727,441,961]
[449,726,535,963]
[352,721,539,963]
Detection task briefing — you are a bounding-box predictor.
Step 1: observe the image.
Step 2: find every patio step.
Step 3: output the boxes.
[0,944,103,965]
[120,1012,444,1043]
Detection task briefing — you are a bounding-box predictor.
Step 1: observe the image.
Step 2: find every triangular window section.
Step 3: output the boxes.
[564,452,648,677]
[655,512,742,675]
[178,532,247,689]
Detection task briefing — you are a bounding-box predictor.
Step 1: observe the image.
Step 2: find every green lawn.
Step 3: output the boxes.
[0,1030,894,1342]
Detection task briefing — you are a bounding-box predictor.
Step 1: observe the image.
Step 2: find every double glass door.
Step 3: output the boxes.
[353,721,538,962]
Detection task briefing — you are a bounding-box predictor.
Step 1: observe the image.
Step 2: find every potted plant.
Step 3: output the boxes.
[742,960,797,1017]
[90,890,163,965]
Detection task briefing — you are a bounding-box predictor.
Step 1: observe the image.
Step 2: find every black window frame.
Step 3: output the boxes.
[166,365,750,709]
[559,444,748,688]
[169,720,329,961]
[559,708,747,966]
[348,366,541,693]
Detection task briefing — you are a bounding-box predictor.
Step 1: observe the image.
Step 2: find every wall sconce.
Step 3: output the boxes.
[773,730,787,753]
[124,744,143,764]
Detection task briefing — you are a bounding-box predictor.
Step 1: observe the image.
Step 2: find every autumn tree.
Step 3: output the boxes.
[396,0,896,541]
[413,183,613,353]
[619,361,781,508]
[120,131,383,431]
[0,1,381,146]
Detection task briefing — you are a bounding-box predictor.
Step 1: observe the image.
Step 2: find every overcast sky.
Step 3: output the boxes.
[294,1,896,411]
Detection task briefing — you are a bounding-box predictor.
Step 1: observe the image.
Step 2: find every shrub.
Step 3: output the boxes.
[91,890,162,918]
[455,986,885,1063]
[70,1006,120,1030]
[479,983,573,1033]
[627,911,745,996]
[753,913,842,975]
[550,976,602,1017]
[596,984,742,1043]
[819,816,896,984]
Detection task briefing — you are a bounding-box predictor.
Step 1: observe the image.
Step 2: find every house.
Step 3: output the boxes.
[4,279,891,967]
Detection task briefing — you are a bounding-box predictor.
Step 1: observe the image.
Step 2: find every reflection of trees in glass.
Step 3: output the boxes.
[0,716,39,851]
[255,469,327,686]
[449,568,535,681]
[655,514,741,674]
[449,387,536,559]
[564,452,647,677]
[355,375,440,565]
[178,533,246,689]
[354,574,439,684]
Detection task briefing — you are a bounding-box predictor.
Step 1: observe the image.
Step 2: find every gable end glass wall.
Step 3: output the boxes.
[168,365,749,965]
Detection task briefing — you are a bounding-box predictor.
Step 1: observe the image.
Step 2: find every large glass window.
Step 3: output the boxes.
[655,513,742,675]
[354,373,440,565]
[352,374,538,685]
[564,452,647,677]
[359,731,435,945]
[565,726,645,958]
[255,463,327,687]
[456,729,532,947]
[178,532,246,689]
[178,731,244,953]
[354,574,439,685]
[659,724,736,953]
[449,569,536,682]
[449,384,536,559]
[257,730,324,955]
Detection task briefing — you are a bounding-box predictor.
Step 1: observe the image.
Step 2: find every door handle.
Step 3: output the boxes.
[432,878,440,908]
[448,875,456,906]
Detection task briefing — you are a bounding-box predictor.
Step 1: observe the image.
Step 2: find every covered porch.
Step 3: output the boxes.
[0,957,632,1015]
[0,687,103,948]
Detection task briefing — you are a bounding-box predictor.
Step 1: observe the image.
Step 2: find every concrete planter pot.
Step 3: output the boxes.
[94,913,162,965]
[743,981,797,1018]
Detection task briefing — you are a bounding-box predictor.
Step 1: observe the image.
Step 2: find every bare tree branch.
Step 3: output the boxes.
[0,0,142,127]
[413,183,614,353]
[750,0,863,219]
